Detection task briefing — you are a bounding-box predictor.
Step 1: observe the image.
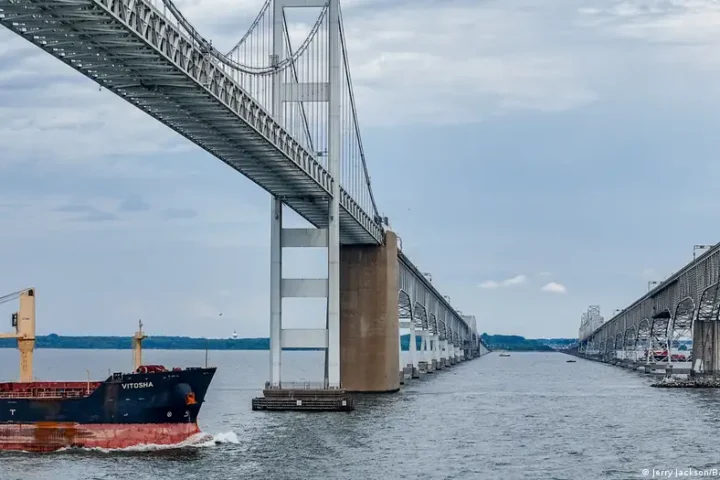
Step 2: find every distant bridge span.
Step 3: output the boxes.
[578,243,720,375]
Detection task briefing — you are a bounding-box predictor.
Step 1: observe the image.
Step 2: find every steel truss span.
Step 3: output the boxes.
[578,242,720,365]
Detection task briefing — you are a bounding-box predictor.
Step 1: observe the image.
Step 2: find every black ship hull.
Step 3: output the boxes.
[0,366,216,451]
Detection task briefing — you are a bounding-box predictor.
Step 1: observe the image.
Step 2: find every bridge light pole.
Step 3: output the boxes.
[648,280,660,292]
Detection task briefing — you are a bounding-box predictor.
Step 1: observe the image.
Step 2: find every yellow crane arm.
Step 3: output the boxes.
[0,288,35,382]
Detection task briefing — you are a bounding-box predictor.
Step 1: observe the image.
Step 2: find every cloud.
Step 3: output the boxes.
[53,203,118,223]
[577,0,720,37]
[0,188,266,246]
[159,0,597,127]
[541,282,567,294]
[478,274,528,289]
[0,0,598,181]
[0,32,198,174]
[342,4,597,125]
[119,197,151,212]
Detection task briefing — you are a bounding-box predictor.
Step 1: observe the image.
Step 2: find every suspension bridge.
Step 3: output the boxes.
[0,0,489,399]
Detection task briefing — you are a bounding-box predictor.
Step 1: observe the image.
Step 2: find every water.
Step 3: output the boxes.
[1,350,720,479]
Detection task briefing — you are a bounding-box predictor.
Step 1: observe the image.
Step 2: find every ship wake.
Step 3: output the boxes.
[54,431,240,454]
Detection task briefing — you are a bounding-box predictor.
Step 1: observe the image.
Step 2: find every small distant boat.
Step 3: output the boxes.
[566,359,576,363]
[499,353,511,357]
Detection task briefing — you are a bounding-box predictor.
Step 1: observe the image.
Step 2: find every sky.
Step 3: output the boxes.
[1,0,720,339]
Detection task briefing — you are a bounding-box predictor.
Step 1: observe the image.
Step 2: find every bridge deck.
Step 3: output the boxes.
[582,241,720,345]
[0,0,382,244]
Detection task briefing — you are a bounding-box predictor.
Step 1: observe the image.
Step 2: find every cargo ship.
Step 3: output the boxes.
[0,288,216,452]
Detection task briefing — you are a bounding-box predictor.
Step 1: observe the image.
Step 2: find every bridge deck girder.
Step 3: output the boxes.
[0,0,382,244]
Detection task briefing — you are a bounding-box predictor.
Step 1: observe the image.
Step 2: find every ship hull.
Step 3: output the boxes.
[0,422,201,452]
[0,366,216,452]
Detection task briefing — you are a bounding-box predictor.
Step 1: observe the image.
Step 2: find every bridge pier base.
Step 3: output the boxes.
[339,230,400,393]
[418,360,428,374]
[692,320,720,375]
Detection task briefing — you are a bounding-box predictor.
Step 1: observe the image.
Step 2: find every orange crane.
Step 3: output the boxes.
[0,288,36,382]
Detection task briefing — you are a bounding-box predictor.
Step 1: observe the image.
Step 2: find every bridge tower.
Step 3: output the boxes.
[269,0,343,389]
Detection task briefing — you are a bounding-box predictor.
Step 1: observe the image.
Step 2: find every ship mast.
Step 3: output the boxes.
[0,288,36,382]
[132,319,147,371]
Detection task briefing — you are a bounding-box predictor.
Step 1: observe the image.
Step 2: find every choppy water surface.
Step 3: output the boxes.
[1,349,719,479]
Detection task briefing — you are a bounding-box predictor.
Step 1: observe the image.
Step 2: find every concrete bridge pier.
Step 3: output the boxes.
[408,322,419,378]
[435,339,444,369]
[339,230,401,393]
[425,336,434,371]
[422,333,431,372]
[262,225,482,397]
[398,320,419,382]
[692,320,720,377]
[417,331,429,373]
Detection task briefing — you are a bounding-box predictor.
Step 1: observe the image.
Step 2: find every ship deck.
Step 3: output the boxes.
[0,381,102,399]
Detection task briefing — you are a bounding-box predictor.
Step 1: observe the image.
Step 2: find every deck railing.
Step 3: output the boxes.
[264,381,344,390]
[0,389,91,399]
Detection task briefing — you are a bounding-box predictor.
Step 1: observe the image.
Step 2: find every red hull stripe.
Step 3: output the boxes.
[0,422,200,452]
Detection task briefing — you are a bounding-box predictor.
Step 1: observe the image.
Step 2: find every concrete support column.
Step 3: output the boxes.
[693,320,720,375]
[398,328,404,379]
[433,335,444,368]
[340,230,400,393]
[409,323,417,370]
[423,330,433,371]
[418,331,427,373]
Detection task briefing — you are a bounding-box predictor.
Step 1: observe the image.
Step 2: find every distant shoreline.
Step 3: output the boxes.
[0,334,282,351]
[0,333,576,352]
[0,333,427,351]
